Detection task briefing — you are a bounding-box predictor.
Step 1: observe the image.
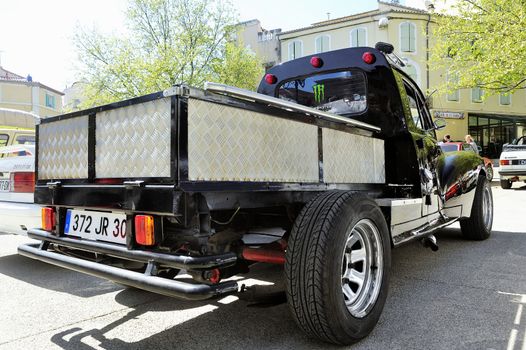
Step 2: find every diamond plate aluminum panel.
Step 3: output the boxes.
[323,128,385,183]
[38,116,89,179]
[188,99,319,182]
[96,98,171,178]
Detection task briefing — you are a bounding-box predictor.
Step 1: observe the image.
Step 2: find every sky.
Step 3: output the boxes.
[0,0,399,91]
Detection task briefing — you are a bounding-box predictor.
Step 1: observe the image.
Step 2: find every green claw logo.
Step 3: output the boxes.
[313,84,325,103]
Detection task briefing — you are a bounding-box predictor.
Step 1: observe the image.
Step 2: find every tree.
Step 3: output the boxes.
[74,0,263,107]
[430,0,526,95]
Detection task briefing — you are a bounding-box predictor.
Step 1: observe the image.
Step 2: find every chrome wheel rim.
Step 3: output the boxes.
[341,218,383,318]
[482,183,493,231]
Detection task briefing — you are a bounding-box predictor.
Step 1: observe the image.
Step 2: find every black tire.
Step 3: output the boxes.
[500,179,512,189]
[460,176,493,240]
[285,191,391,345]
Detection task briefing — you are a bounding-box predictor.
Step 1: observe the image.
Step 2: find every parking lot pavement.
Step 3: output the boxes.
[0,185,525,350]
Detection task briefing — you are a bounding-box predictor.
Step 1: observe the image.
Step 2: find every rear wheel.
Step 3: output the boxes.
[486,166,493,181]
[460,176,493,240]
[500,179,512,189]
[285,191,391,345]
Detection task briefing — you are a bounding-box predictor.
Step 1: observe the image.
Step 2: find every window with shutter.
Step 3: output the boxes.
[288,41,303,60]
[446,71,459,101]
[472,87,483,102]
[350,28,367,47]
[400,22,416,52]
[315,35,330,53]
[500,94,511,105]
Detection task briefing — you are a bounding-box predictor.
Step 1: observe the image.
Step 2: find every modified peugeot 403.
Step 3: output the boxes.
[19,43,493,345]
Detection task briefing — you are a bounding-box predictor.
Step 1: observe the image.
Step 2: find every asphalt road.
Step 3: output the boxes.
[0,183,525,350]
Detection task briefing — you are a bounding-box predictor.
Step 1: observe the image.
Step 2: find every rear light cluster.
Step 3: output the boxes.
[500,159,510,166]
[10,172,35,193]
[41,207,55,231]
[135,215,155,246]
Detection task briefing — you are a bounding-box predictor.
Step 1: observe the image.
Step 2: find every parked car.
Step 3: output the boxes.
[439,141,494,181]
[499,136,526,189]
[0,145,40,235]
[0,127,35,148]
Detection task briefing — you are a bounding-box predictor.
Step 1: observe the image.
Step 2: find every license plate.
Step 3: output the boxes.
[65,209,127,245]
[0,179,9,192]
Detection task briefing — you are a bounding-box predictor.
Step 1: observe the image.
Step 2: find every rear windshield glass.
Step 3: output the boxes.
[440,144,459,152]
[278,70,367,115]
[15,134,35,145]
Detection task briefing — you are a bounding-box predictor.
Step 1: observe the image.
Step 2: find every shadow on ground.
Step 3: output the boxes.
[33,227,525,350]
[0,253,121,298]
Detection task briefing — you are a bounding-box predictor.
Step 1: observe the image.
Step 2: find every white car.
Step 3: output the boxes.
[0,145,41,235]
[499,136,526,189]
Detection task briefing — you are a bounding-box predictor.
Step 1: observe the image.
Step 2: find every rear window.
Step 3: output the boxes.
[15,134,35,145]
[0,134,8,147]
[440,144,460,152]
[278,70,367,115]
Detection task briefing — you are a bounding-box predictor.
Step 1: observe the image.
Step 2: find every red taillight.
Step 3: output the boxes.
[10,172,35,193]
[41,207,55,231]
[208,268,221,284]
[500,159,510,166]
[310,56,323,68]
[264,74,277,85]
[362,52,376,65]
[135,215,155,246]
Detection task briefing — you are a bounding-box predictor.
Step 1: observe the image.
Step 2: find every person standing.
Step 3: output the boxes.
[465,134,479,154]
[442,134,451,143]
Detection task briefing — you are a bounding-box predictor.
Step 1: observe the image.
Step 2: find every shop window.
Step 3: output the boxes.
[500,93,511,105]
[400,22,416,53]
[315,35,330,53]
[350,28,367,47]
[288,41,303,60]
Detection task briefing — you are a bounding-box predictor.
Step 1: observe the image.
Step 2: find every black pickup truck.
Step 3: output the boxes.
[19,43,493,345]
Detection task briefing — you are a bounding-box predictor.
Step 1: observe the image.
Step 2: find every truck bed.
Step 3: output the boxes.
[35,85,386,214]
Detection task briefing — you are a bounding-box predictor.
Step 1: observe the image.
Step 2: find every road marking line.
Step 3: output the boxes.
[508,329,518,350]
[516,305,523,325]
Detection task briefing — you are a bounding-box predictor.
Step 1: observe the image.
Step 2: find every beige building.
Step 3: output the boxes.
[0,66,63,123]
[278,1,526,159]
[236,19,281,70]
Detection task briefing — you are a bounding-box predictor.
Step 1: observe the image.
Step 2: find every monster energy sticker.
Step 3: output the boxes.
[313,84,325,103]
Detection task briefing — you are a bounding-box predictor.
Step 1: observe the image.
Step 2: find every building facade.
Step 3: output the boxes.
[236,19,281,70]
[0,66,63,122]
[278,1,526,159]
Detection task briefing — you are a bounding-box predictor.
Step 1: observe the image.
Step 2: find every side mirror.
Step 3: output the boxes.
[433,118,446,130]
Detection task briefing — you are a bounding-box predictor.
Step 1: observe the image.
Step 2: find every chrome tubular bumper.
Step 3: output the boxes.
[19,229,240,301]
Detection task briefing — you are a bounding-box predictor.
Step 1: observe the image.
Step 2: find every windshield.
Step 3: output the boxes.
[440,144,460,152]
[278,70,367,115]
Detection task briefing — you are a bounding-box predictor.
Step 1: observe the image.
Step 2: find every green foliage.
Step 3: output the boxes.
[74,0,264,107]
[430,0,526,95]
[210,42,264,90]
